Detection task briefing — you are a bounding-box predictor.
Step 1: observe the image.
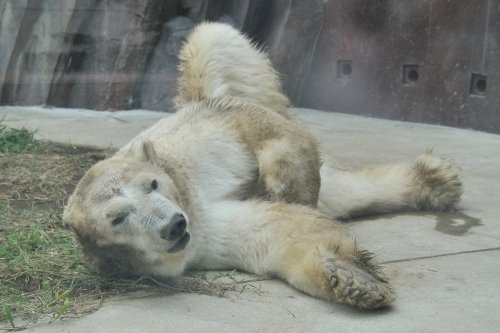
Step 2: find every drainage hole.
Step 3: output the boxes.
[337,60,353,78]
[475,78,487,93]
[403,65,420,85]
[470,73,488,96]
[341,63,352,76]
[407,69,419,82]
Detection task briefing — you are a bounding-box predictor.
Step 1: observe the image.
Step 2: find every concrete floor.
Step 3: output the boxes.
[2,106,500,332]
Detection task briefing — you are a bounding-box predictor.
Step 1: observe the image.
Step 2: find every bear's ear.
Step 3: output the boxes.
[141,140,158,162]
[128,140,158,163]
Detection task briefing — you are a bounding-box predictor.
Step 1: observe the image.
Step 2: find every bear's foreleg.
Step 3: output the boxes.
[198,200,395,309]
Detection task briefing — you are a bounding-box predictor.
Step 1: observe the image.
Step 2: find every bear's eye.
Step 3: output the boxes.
[112,213,129,226]
[151,179,158,191]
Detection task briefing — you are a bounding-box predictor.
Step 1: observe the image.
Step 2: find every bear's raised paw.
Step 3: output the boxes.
[410,152,463,211]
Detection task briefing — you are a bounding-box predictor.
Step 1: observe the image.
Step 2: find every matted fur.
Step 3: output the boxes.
[63,22,463,309]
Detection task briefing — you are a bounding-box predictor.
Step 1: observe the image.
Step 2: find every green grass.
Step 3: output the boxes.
[0,120,38,154]
[1,206,88,325]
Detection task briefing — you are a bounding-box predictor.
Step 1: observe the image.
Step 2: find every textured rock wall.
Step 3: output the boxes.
[0,0,325,112]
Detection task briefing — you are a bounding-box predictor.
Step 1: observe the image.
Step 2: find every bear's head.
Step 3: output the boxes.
[63,141,192,277]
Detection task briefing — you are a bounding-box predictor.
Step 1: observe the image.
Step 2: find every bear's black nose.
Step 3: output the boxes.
[160,213,187,241]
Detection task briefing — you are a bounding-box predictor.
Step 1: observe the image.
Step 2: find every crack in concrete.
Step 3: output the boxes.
[381,247,500,264]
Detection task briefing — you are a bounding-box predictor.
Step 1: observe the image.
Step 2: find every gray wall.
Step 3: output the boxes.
[300,0,500,133]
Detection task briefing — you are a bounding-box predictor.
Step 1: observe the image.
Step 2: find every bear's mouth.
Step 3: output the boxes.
[167,232,190,253]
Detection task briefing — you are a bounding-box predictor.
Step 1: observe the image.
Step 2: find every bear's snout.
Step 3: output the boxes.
[160,213,187,241]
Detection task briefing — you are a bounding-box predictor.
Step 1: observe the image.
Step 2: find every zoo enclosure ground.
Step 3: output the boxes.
[1,106,500,332]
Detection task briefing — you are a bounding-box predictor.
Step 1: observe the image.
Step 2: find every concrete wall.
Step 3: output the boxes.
[300,0,500,133]
[0,0,498,133]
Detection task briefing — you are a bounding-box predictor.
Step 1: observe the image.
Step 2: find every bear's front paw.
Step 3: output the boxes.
[410,152,463,211]
[323,258,395,309]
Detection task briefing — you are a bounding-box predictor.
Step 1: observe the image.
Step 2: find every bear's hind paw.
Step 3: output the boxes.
[410,152,463,211]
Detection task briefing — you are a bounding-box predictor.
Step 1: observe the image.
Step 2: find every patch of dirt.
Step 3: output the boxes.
[0,142,109,214]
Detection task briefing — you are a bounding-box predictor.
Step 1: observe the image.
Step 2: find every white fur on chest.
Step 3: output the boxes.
[129,112,257,204]
[186,131,256,203]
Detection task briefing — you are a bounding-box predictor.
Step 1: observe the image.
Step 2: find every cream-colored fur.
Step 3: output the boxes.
[63,22,463,310]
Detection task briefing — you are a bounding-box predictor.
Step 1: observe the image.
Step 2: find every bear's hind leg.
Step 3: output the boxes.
[256,138,321,207]
[318,151,463,219]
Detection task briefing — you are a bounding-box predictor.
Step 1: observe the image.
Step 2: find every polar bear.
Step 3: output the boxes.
[63,22,462,309]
